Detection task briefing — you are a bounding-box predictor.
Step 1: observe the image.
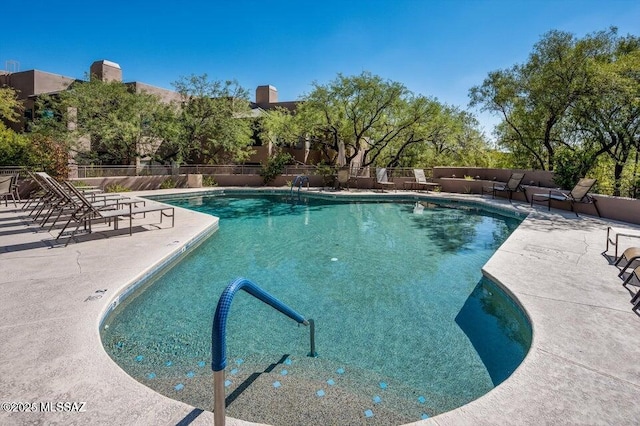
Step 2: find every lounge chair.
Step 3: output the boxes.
[375,168,396,192]
[481,172,526,202]
[0,175,17,207]
[530,178,600,217]
[10,173,21,203]
[407,169,441,192]
[56,182,174,246]
[605,226,640,259]
[620,265,640,313]
[614,246,640,278]
[348,162,369,189]
[336,167,350,190]
[30,172,134,230]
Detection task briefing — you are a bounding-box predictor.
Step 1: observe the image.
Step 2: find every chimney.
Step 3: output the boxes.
[90,60,122,82]
[256,85,278,106]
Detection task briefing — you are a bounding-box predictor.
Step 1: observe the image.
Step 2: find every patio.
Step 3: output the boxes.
[0,188,639,425]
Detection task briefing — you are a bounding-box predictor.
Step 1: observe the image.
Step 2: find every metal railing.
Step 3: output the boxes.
[0,166,24,176]
[74,164,435,179]
[290,175,310,198]
[75,164,323,178]
[211,277,315,426]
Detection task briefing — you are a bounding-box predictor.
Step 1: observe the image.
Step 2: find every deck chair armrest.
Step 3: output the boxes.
[538,188,566,199]
[492,182,507,190]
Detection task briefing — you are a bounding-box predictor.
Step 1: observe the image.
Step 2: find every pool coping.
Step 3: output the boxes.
[1,187,639,425]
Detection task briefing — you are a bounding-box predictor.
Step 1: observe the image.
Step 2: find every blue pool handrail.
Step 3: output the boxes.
[290,175,310,198]
[211,277,309,371]
[211,277,314,426]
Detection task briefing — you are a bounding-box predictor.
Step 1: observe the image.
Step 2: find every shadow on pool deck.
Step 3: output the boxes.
[1,188,639,426]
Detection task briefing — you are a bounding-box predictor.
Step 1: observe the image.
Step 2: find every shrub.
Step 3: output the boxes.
[105,183,131,193]
[202,175,217,187]
[315,162,336,186]
[260,152,293,185]
[160,177,178,189]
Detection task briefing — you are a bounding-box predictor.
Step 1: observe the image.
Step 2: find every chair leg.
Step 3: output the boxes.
[48,209,65,231]
[616,256,639,276]
[622,272,637,287]
[570,202,579,217]
[56,218,75,241]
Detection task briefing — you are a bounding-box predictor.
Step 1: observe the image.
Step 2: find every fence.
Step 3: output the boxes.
[0,166,23,176]
[75,164,325,178]
[74,164,431,179]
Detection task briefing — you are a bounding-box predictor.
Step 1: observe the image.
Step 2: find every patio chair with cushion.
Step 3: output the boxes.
[481,172,527,202]
[375,168,396,192]
[530,178,600,217]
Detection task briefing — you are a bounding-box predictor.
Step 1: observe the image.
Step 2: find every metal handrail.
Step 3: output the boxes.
[290,175,310,198]
[73,164,434,179]
[75,164,323,178]
[211,277,315,426]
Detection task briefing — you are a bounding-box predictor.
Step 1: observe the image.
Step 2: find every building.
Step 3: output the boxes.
[0,60,313,166]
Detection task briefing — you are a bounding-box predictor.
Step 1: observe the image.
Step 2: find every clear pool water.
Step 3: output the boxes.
[101,193,531,425]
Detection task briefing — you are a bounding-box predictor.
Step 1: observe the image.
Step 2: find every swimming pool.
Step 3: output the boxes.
[101,193,531,425]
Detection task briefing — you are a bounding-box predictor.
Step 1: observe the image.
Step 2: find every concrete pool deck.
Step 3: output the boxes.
[0,188,639,425]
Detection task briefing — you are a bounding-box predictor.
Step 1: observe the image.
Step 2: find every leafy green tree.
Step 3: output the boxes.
[33,78,174,165]
[261,72,489,169]
[167,75,254,164]
[259,152,293,185]
[296,72,430,167]
[470,29,602,170]
[0,125,31,165]
[0,126,68,178]
[396,105,489,168]
[567,34,640,195]
[0,86,68,176]
[258,106,303,148]
[0,86,23,124]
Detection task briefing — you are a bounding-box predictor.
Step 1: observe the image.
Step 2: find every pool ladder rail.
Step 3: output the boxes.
[211,277,316,426]
[290,175,310,199]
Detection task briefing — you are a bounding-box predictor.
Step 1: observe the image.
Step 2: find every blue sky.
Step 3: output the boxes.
[2,0,639,135]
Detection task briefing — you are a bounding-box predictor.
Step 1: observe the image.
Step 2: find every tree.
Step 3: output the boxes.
[166,75,254,164]
[0,125,31,166]
[0,86,23,124]
[297,72,426,167]
[567,34,640,196]
[395,105,489,168]
[33,78,174,165]
[261,72,489,169]
[470,29,601,170]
